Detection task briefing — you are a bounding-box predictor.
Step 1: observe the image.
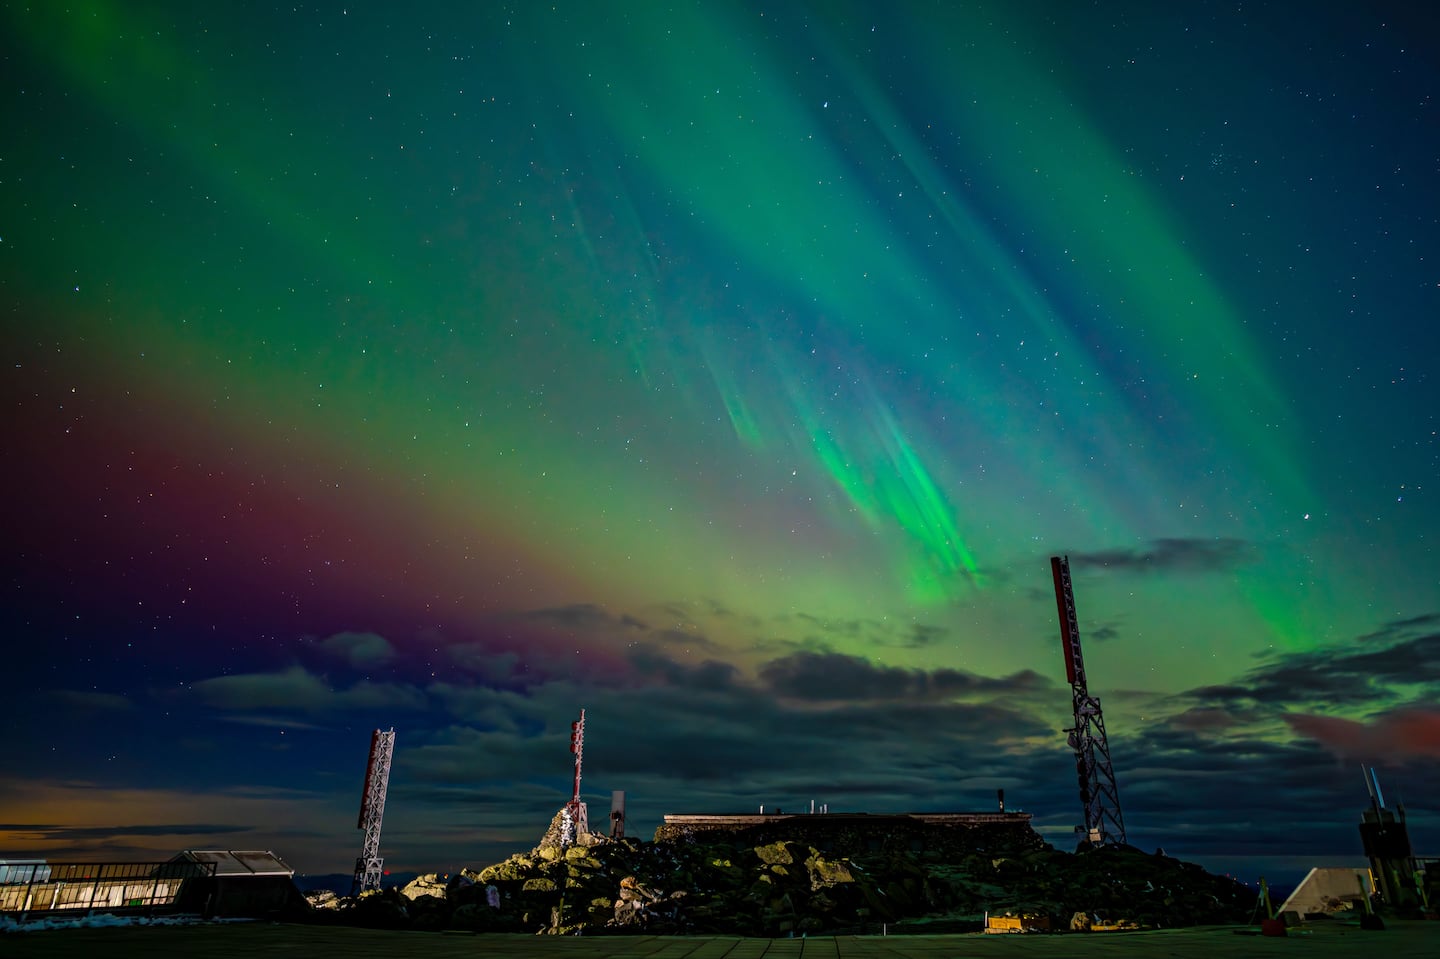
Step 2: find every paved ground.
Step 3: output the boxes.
[3,921,1438,959]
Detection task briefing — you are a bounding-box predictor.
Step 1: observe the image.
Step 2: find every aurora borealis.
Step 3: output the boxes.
[2,0,1437,880]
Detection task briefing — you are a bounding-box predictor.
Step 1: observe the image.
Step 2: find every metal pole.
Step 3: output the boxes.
[20,862,37,921]
[87,867,102,914]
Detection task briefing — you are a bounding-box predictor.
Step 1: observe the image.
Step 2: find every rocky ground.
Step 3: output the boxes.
[306,813,1255,935]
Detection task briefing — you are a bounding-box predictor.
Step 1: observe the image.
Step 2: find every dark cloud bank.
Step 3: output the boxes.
[9,607,1437,882]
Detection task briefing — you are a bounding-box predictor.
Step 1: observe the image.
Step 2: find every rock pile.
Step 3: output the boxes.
[305,812,1253,935]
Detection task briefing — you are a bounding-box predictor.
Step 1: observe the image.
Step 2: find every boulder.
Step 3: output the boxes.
[564,846,602,866]
[305,889,341,910]
[347,891,410,929]
[478,856,535,882]
[399,873,448,900]
[703,856,747,887]
[407,893,449,931]
[754,840,798,865]
[805,853,855,888]
[449,901,523,933]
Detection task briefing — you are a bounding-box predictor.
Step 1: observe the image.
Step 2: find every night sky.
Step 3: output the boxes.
[3,1,1438,883]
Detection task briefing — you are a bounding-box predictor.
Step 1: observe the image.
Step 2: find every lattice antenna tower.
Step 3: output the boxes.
[1050,556,1127,847]
[352,727,396,895]
[564,708,589,839]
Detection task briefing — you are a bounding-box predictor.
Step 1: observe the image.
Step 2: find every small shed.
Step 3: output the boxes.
[170,850,307,918]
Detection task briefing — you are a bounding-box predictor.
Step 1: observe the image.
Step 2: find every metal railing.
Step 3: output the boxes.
[0,860,216,919]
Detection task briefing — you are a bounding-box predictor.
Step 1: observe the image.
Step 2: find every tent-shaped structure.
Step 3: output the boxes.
[1277,867,1367,921]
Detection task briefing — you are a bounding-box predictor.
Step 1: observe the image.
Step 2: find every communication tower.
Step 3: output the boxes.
[1050,556,1126,847]
[565,708,589,839]
[352,727,396,895]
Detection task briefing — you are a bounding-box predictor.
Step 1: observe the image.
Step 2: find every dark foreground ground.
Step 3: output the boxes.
[3,920,1438,959]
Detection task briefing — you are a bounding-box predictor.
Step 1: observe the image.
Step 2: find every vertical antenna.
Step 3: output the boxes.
[352,728,396,895]
[564,708,589,840]
[1051,556,1126,847]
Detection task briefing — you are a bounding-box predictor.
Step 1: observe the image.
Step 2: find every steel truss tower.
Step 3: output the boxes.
[564,708,589,840]
[352,727,396,895]
[1050,556,1127,847]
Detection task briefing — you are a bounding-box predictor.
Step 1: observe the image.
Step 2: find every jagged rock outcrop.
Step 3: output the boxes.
[309,816,1254,935]
[304,888,341,910]
[399,873,448,900]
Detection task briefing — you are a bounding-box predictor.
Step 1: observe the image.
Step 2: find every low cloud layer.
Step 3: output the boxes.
[5,605,1438,883]
[317,631,396,667]
[187,665,427,714]
[759,650,1050,703]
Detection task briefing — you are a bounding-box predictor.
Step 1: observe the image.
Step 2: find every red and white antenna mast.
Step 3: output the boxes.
[564,708,589,840]
[352,727,396,895]
[1050,556,1126,848]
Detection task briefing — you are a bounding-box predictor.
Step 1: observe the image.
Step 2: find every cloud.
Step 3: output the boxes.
[1069,537,1253,574]
[757,650,1052,703]
[1100,722,1401,848]
[397,646,1062,842]
[317,631,395,667]
[650,627,724,653]
[1283,707,1440,760]
[504,603,721,659]
[0,780,348,869]
[216,714,330,731]
[23,600,1439,882]
[426,682,540,731]
[404,694,1056,820]
[1180,631,1440,712]
[188,665,427,713]
[626,644,738,690]
[445,643,521,682]
[1028,612,1440,866]
[905,623,950,648]
[1357,612,1440,643]
[0,822,252,841]
[781,613,951,650]
[1163,707,1252,734]
[520,603,648,633]
[747,633,836,656]
[397,724,563,786]
[760,652,911,700]
[1147,625,1440,769]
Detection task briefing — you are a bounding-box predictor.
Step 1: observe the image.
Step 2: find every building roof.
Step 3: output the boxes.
[172,850,294,877]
